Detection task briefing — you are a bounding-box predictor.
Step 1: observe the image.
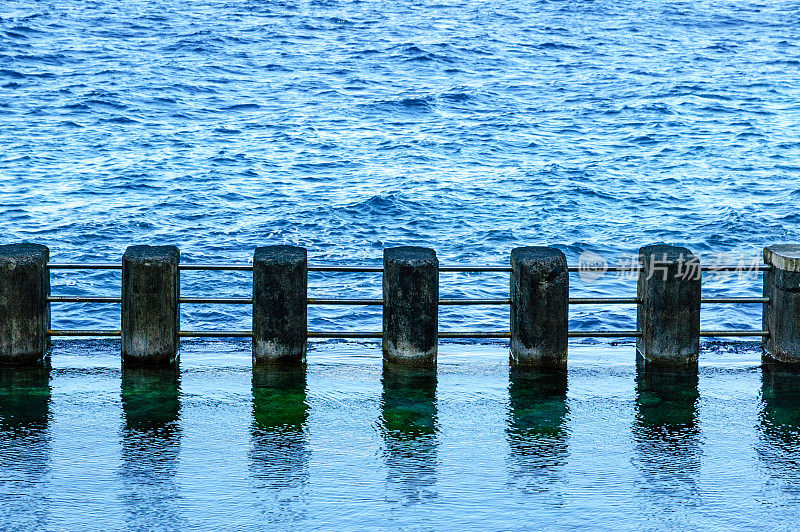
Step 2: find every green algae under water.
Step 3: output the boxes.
[1,339,800,530]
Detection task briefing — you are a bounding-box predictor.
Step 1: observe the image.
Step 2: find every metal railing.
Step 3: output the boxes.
[45,262,770,339]
[47,263,773,273]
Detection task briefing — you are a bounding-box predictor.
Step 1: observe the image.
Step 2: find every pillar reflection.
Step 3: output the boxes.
[249,366,309,523]
[0,365,51,529]
[380,364,439,505]
[633,365,701,506]
[758,363,800,496]
[506,368,569,493]
[119,366,182,530]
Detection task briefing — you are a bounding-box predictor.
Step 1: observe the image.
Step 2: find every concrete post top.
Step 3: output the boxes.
[764,245,800,272]
[383,246,438,266]
[639,244,697,263]
[254,245,307,264]
[0,243,49,263]
[123,245,180,263]
[510,246,566,269]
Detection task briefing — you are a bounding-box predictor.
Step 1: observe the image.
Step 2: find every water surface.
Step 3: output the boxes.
[2,340,799,529]
[2,0,798,336]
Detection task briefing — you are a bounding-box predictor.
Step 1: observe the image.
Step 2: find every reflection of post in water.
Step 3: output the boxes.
[250,365,309,491]
[380,364,438,504]
[0,365,51,433]
[758,364,800,495]
[506,368,569,493]
[120,366,182,529]
[0,366,51,529]
[633,365,700,502]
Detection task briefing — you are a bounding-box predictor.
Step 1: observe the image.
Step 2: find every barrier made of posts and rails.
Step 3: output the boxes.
[1,242,794,371]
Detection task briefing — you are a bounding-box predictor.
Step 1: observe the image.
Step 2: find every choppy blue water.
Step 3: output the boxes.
[3,1,800,528]
[3,0,800,337]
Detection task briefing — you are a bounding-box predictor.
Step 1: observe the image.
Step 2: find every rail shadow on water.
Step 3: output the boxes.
[119,366,183,529]
[380,364,439,505]
[0,365,51,529]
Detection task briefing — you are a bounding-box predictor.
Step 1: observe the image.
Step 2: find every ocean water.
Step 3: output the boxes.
[3,0,800,336]
[3,0,800,528]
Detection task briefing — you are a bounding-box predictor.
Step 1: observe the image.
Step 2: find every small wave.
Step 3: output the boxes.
[100,116,139,124]
[336,194,425,218]
[86,99,127,109]
[223,103,260,111]
[441,91,471,102]
[367,97,434,114]
[536,42,582,50]
[0,69,26,79]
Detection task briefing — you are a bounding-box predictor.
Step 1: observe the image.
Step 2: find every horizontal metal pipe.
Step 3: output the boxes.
[309,298,382,305]
[47,263,771,273]
[570,297,639,304]
[48,329,121,337]
[439,298,510,305]
[699,330,768,337]
[179,264,252,271]
[45,329,768,338]
[308,331,383,339]
[309,298,511,305]
[701,297,769,304]
[180,297,252,304]
[46,295,769,306]
[178,330,251,337]
[569,330,642,338]
[309,265,382,273]
[48,263,121,270]
[48,296,121,303]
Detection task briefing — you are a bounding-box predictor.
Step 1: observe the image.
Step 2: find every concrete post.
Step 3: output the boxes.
[382,246,438,367]
[510,246,568,369]
[636,244,701,368]
[252,246,307,365]
[0,244,50,365]
[121,245,180,366]
[763,245,800,364]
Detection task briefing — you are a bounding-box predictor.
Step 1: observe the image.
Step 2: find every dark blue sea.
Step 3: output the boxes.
[2,0,800,529]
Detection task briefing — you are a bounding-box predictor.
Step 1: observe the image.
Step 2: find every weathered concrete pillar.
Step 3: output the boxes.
[382,246,438,367]
[510,246,568,369]
[0,244,50,365]
[252,246,307,365]
[763,245,800,364]
[636,244,701,368]
[121,245,180,366]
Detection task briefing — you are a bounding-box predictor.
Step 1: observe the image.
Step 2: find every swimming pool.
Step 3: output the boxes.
[1,339,798,530]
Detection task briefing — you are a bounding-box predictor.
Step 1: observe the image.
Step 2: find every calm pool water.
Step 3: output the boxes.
[2,339,799,530]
